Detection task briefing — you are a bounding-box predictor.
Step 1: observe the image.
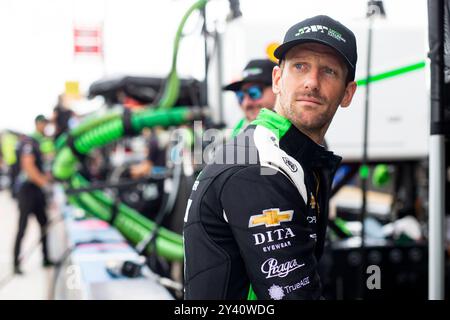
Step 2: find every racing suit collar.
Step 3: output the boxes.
[252,108,341,171]
[251,108,292,140]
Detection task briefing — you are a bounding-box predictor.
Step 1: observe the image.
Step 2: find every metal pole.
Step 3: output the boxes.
[215,29,225,123]
[358,9,374,300]
[361,15,373,252]
[428,135,445,299]
[201,7,209,107]
[427,0,446,300]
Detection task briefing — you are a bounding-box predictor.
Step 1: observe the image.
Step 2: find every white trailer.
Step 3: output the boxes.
[209,0,429,162]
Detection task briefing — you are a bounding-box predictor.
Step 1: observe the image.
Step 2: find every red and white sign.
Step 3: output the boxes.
[73,25,103,56]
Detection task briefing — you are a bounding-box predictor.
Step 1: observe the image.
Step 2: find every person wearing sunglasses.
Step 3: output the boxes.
[184,15,357,299]
[223,59,277,136]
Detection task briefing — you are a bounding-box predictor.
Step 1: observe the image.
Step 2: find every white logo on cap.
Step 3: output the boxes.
[242,67,263,78]
[295,25,346,43]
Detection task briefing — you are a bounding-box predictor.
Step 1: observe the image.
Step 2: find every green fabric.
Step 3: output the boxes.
[251,108,292,140]
[31,131,44,143]
[231,118,247,138]
[1,133,18,166]
[30,132,54,155]
[247,285,258,300]
[40,138,55,154]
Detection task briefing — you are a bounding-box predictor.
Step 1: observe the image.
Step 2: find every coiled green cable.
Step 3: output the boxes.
[74,118,124,154]
[73,174,183,246]
[53,0,209,263]
[53,107,195,180]
[70,174,184,260]
[71,108,123,138]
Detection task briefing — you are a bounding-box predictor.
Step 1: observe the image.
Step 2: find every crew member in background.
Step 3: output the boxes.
[13,115,53,274]
[223,59,277,136]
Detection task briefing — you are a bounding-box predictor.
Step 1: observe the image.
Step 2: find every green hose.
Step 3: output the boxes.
[69,174,184,260]
[54,133,68,152]
[67,194,90,216]
[74,118,124,154]
[158,0,208,109]
[73,174,183,245]
[54,109,123,152]
[53,107,196,180]
[51,110,200,260]
[131,106,192,131]
[74,193,184,260]
[52,0,209,263]
[53,147,79,180]
[71,108,123,137]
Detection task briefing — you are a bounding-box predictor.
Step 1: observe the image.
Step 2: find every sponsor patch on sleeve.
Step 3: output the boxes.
[248,208,293,228]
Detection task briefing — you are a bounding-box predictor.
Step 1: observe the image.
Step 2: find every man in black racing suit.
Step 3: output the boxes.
[183,15,358,300]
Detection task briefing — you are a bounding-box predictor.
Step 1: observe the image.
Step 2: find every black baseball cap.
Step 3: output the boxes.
[35,114,49,123]
[274,15,357,81]
[223,59,277,91]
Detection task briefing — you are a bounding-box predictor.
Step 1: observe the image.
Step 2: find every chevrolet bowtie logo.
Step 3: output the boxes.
[248,209,294,228]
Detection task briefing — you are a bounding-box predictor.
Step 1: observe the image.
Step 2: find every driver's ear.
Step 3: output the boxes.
[272,65,282,95]
[341,81,357,108]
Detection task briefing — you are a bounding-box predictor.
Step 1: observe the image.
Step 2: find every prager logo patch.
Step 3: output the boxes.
[261,258,305,278]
